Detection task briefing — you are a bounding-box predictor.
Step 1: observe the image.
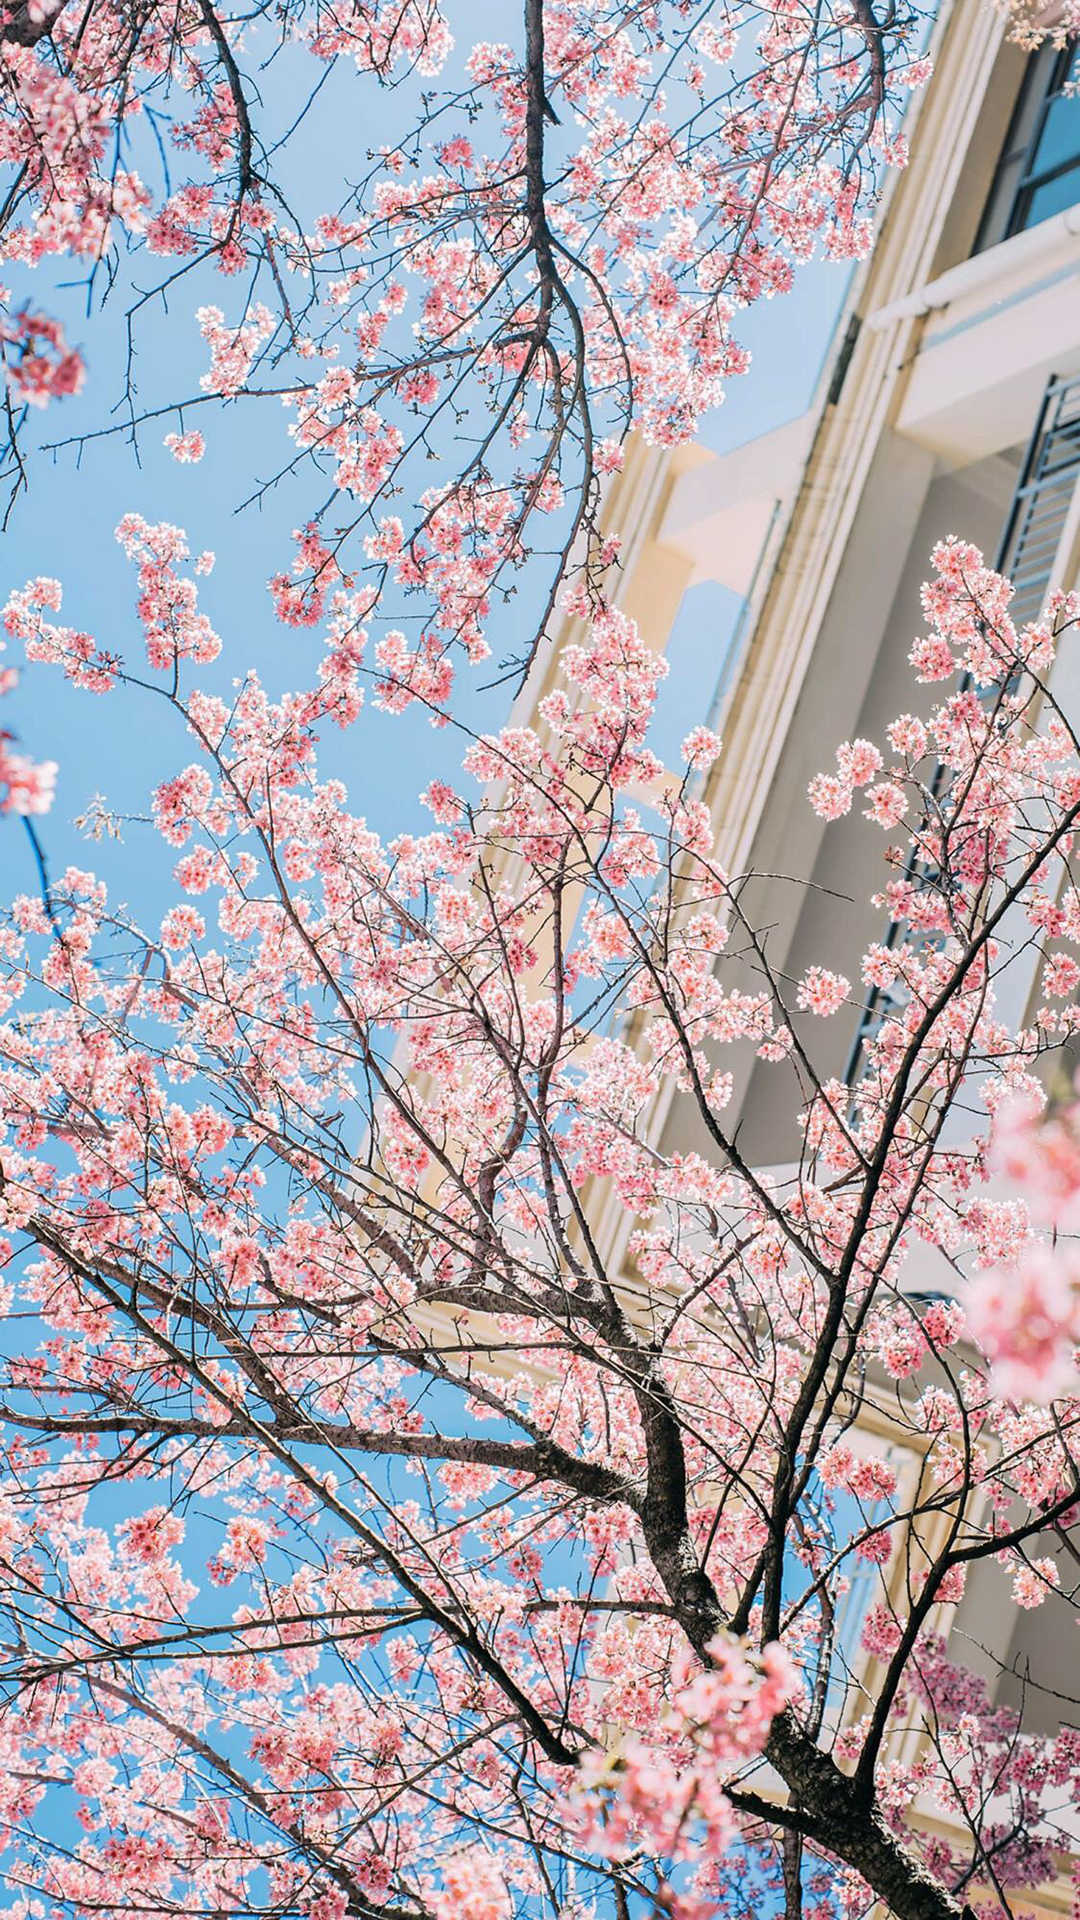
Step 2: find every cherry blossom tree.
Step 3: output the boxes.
[3,5,1080,1920]
[1,522,1080,1920]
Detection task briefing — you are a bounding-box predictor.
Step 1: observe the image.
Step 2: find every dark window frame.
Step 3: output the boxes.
[976,40,1080,252]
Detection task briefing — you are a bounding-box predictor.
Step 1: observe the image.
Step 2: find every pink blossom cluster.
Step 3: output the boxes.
[428,1846,511,1920]
[0,305,84,408]
[0,625,55,815]
[967,1096,1080,1399]
[577,1637,797,1874]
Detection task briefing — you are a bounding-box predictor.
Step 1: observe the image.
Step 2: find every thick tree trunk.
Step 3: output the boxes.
[765,1713,973,1920]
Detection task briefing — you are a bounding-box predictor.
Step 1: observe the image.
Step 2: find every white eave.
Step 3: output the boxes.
[869,209,1080,463]
[654,412,815,596]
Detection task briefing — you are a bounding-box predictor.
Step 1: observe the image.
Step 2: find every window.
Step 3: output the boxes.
[976,41,1080,252]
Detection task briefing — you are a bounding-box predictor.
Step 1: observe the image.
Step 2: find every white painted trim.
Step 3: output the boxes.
[867,204,1080,331]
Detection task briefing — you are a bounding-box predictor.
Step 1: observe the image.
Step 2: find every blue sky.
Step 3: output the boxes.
[0,22,855,921]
